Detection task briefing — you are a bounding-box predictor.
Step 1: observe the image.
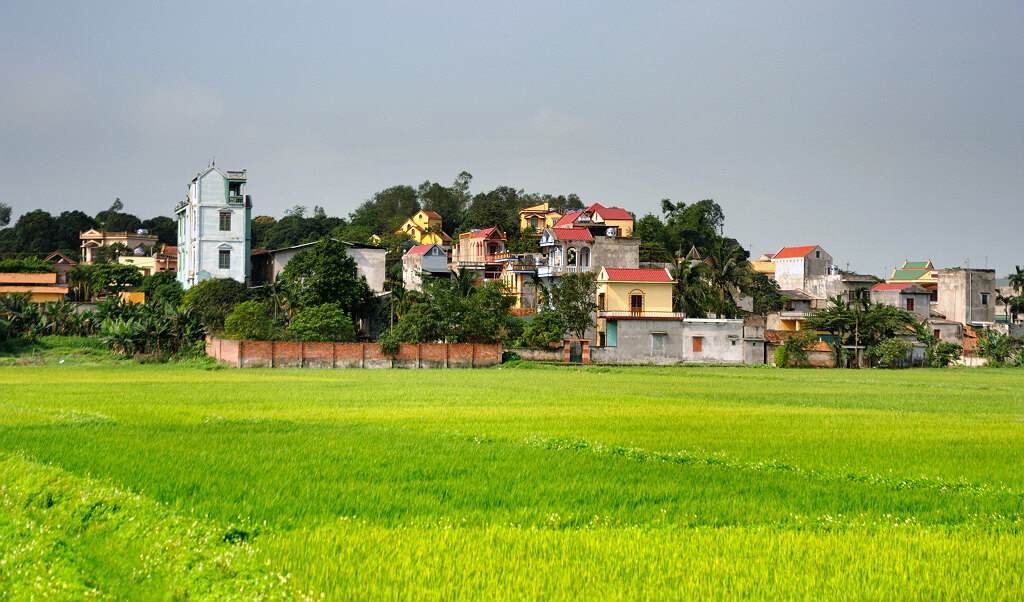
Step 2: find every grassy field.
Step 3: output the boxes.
[1,362,1023,599]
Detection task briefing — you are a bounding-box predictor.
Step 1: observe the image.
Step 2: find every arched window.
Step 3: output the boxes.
[580,247,591,269]
[566,248,577,267]
[629,289,644,316]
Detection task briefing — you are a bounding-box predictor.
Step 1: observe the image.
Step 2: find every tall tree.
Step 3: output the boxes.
[548,272,597,339]
[704,237,748,318]
[278,238,374,318]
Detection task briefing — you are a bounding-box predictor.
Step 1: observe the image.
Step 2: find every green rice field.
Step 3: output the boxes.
[1,362,1023,599]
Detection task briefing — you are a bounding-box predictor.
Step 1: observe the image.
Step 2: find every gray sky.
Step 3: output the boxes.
[2,1,1021,278]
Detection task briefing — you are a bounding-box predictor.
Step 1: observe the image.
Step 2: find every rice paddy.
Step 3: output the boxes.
[1,363,1023,599]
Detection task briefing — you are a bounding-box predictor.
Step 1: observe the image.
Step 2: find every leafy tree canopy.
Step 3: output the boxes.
[548,272,597,339]
[278,238,374,317]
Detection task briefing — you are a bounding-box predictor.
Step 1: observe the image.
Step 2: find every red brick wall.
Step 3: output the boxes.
[206,338,501,369]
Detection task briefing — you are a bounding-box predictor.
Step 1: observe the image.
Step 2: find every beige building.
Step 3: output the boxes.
[80,228,159,264]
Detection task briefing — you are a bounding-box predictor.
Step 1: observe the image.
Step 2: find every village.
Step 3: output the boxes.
[2,164,1021,368]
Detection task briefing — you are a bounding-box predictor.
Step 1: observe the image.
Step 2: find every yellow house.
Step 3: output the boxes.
[0,272,69,304]
[396,210,452,245]
[595,267,677,346]
[519,202,563,233]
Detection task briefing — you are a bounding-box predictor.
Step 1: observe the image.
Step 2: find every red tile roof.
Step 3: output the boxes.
[550,227,593,241]
[602,268,673,282]
[872,282,910,291]
[421,210,442,219]
[472,226,505,239]
[588,203,632,220]
[407,244,435,255]
[774,245,819,259]
[553,211,583,228]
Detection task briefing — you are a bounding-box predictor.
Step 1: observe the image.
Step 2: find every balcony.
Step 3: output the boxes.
[780,310,811,319]
[537,264,592,278]
[599,310,686,320]
[228,195,245,205]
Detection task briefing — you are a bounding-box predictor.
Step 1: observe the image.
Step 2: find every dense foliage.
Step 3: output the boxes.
[277,238,374,319]
[388,278,521,344]
[182,278,249,333]
[288,304,357,342]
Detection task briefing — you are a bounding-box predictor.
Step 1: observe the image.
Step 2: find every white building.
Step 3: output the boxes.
[175,165,252,289]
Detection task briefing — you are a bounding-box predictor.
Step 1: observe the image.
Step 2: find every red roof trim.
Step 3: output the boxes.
[602,268,672,282]
[551,227,593,241]
[774,245,819,259]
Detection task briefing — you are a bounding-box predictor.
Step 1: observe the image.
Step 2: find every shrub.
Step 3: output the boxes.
[378,333,400,357]
[288,304,356,342]
[974,329,1021,365]
[926,341,962,368]
[866,338,913,368]
[223,301,274,341]
[516,311,564,349]
[182,278,248,333]
[773,346,789,367]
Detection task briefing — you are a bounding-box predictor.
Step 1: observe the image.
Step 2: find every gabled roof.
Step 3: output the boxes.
[890,268,930,281]
[773,245,819,259]
[472,226,505,240]
[587,203,632,221]
[601,268,673,283]
[901,260,933,270]
[406,244,438,255]
[553,211,584,228]
[550,227,593,241]
[419,210,442,220]
[45,252,77,265]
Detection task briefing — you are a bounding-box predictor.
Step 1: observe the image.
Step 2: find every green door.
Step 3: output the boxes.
[607,321,617,347]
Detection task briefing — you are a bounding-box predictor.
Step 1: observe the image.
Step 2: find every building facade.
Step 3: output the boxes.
[175,166,252,289]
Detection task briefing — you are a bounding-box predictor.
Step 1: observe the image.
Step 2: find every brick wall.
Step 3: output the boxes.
[206,337,502,369]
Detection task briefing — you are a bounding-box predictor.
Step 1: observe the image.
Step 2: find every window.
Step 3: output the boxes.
[981,293,990,306]
[219,249,230,269]
[530,216,539,229]
[219,211,231,231]
[692,336,703,352]
[597,293,606,311]
[630,292,644,316]
[933,329,941,340]
[815,250,820,258]
[652,333,666,352]
[906,298,915,311]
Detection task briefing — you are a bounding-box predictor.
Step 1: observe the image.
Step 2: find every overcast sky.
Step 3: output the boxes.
[2,1,1021,277]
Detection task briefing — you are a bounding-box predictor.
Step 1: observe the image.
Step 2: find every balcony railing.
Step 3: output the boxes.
[228,195,245,205]
[537,265,592,278]
[599,310,686,320]
[780,310,811,319]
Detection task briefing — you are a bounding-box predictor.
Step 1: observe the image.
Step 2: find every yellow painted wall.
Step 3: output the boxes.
[602,218,634,237]
[119,291,146,305]
[597,281,672,313]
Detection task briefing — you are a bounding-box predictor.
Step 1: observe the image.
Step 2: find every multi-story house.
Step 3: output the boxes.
[518,202,563,233]
[175,165,252,289]
[771,245,833,291]
[396,210,452,245]
[451,227,506,280]
[79,228,159,264]
[537,226,639,282]
[553,203,634,237]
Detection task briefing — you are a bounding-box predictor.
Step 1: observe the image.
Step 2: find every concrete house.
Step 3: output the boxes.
[537,226,640,282]
[250,240,387,294]
[0,272,69,304]
[871,282,932,319]
[452,227,506,280]
[80,228,159,264]
[595,267,679,348]
[175,165,252,289]
[934,268,996,326]
[402,243,449,292]
[771,245,833,291]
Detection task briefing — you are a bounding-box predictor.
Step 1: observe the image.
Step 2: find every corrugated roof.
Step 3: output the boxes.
[773,245,819,259]
[551,227,593,241]
[602,268,672,282]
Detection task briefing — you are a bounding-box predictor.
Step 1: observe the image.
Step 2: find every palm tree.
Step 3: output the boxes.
[704,238,747,318]
[669,252,711,317]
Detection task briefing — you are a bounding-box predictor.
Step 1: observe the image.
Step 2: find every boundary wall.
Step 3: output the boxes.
[206,337,501,369]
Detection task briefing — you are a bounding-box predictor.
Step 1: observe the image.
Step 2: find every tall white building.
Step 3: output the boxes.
[175,165,252,289]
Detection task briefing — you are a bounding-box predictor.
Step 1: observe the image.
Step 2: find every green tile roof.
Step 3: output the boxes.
[901,261,932,269]
[891,269,930,280]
